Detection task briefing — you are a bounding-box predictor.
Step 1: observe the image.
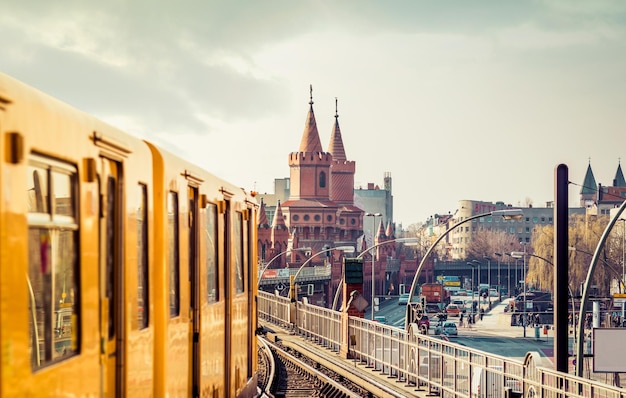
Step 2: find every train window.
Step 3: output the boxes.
[168,191,180,317]
[27,164,50,213]
[205,203,218,303]
[234,212,244,294]
[27,157,79,369]
[137,184,149,329]
[52,170,75,217]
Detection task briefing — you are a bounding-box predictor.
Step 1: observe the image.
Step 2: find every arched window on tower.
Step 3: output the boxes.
[319,171,326,188]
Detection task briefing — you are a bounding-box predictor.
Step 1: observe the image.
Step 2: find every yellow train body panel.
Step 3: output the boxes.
[0,72,258,397]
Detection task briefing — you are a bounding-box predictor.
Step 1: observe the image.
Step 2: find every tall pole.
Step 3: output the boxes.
[366,213,381,321]
[622,218,625,288]
[523,244,527,338]
[485,256,491,306]
[554,164,569,374]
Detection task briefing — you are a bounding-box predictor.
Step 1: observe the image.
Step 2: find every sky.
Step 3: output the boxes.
[2,1,625,227]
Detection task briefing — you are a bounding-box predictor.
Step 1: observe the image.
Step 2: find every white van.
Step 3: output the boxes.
[471,366,521,398]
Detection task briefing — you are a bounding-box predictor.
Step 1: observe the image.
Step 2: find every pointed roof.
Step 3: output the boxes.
[258,200,269,227]
[377,218,386,238]
[298,85,324,153]
[385,221,395,238]
[328,98,347,160]
[271,200,287,229]
[580,160,597,195]
[614,160,626,187]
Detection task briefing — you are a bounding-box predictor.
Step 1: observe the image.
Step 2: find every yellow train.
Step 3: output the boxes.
[0,72,259,397]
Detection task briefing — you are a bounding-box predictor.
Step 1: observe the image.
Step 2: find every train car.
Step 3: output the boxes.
[0,71,258,397]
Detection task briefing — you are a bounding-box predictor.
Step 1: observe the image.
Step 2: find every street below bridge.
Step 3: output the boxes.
[372,294,566,366]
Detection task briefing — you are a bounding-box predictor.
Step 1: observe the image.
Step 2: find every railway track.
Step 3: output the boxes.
[257,334,369,398]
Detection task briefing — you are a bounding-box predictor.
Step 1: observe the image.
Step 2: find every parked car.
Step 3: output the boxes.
[451,300,466,313]
[418,316,430,330]
[398,293,409,305]
[445,304,461,317]
[435,321,458,336]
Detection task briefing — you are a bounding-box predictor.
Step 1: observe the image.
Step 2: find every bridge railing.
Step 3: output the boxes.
[258,291,626,398]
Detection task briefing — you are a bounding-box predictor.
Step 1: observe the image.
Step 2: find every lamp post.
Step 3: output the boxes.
[258,247,311,288]
[405,208,523,329]
[510,247,527,337]
[483,256,492,306]
[494,252,503,298]
[472,260,482,296]
[467,262,476,321]
[617,218,626,286]
[365,212,382,321]
[331,237,420,311]
[290,246,354,301]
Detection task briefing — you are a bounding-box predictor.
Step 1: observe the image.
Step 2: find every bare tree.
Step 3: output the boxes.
[466,229,521,261]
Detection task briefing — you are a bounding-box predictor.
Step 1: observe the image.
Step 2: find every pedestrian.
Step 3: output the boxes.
[460,312,464,327]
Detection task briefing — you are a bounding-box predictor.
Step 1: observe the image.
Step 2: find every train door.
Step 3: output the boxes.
[222,199,232,398]
[188,186,200,397]
[99,157,125,397]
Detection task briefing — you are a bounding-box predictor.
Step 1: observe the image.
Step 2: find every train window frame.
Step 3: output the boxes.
[136,184,149,329]
[234,211,244,294]
[26,155,80,369]
[205,202,219,303]
[168,191,180,317]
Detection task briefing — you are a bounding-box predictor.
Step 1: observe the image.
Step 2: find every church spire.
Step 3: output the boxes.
[258,200,269,228]
[328,97,347,161]
[271,200,287,229]
[580,159,597,195]
[614,159,626,187]
[298,84,324,153]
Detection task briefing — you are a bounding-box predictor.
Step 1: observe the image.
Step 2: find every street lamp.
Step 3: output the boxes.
[258,247,311,287]
[617,218,626,285]
[504,252,518,298]
[483,256,492,306]
[290,246,355,301]
[331,237,420,311]
[472,260,482,296]
[405,208,523,329]
[365,212,382,321]
[467,262,476,321]
[509,248,527,337]
[494,252,503,299]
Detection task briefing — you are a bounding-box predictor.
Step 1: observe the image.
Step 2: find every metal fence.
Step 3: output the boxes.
[258,291,626,398]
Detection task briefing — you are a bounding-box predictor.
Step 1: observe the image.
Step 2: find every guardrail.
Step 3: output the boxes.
[258,265,331,285]
[258,291,626,398]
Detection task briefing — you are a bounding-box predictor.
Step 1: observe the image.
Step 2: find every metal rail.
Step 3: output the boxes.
[258,291,626,398]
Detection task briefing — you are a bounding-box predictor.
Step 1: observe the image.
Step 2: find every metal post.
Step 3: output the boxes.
[523,245,526,338]
[554,163,569,373]
[508,261,511,298]
[366,213,381,321]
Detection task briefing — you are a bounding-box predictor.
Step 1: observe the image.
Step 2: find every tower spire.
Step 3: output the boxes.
[298,84,324,152]
[328,97,347,160]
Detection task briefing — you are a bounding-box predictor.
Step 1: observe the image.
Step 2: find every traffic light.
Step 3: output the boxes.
[307,284,314,296]
[420,295,427,309]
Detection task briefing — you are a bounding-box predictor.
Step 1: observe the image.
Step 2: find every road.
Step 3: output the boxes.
[371,294,566,364]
